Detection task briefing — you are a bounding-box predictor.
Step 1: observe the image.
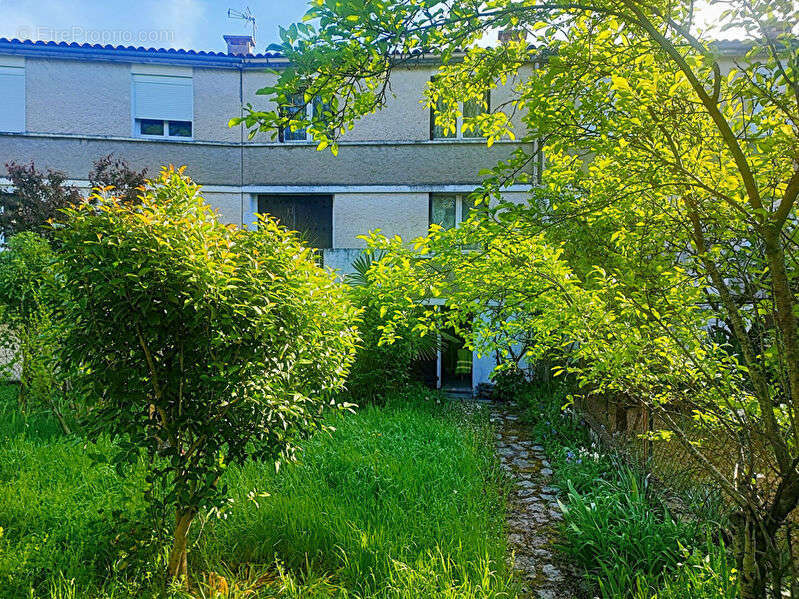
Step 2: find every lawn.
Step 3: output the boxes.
[0,385,515,599]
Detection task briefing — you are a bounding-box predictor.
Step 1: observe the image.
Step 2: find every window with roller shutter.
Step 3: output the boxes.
[132,72,193,139]
[0,59,25,133]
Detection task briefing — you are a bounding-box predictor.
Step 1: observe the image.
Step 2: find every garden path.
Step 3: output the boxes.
[489,402,581,599]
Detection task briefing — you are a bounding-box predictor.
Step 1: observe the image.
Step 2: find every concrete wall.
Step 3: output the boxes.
[26,58,131,137]
[204,191,243,225]
[0,134,244,185]
[333,192,429,247]
[243,141,533,186]
[343,68,433,142]
[193,68,242,143]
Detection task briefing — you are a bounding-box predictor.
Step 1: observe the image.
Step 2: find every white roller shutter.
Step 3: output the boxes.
[133,74,193,122]
[0,65,25,133]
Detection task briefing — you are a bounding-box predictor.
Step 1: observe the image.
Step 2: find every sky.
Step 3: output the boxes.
[0,0,311,53]
[0,0,750,54]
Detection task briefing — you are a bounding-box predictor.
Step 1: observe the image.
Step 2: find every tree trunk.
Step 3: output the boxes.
[734,511,773,599]
[167,509,195,585]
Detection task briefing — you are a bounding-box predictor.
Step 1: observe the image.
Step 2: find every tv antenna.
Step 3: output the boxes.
[227,7,257,42]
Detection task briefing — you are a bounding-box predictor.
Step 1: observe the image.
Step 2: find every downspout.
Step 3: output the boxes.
[238,61,245,227]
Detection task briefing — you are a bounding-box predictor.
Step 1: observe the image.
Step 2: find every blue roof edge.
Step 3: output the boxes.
[0,38,284,68]
[0,37,757,69]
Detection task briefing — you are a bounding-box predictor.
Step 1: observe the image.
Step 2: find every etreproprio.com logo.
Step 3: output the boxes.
[13,26,175,45]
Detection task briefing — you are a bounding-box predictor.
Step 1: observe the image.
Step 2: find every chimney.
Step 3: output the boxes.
[224,35,255,56]
[498,29,527,45]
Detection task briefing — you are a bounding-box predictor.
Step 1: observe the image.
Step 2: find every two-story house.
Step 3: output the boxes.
[0,34,540,392]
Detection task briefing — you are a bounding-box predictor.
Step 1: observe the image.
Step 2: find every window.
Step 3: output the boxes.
[279,94,329,142]
[132,72,193,139]
[0,59,25,133]
[257,194,333,249]
[429,193,476,229]
[430,87,490,140]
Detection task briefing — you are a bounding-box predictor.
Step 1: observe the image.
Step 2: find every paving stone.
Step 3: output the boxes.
[488,403,579,598]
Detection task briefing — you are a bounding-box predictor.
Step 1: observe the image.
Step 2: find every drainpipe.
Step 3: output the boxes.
[239,62,245,227]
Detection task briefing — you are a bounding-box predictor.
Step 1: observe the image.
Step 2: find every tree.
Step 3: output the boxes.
[56,167,360,583]
[0,162,82,241]
[0,156,147,241]
[235,1,798,596]
[88,153,147,205]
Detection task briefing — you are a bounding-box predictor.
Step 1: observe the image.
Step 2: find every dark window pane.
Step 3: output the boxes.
[281,93,308,141]
[168,121,192,137]
[430,194,457,229]
[138,119,164,136]
[257,194,333,249]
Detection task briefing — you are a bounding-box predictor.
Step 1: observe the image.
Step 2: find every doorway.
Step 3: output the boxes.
[439,325,473,392]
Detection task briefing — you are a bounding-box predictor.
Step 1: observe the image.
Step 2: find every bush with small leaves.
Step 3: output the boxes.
[56,167,360,584]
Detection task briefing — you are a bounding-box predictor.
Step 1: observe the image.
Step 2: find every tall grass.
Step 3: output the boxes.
[196,396,513,597]
[522,384,738,599]
[0,385,515,598]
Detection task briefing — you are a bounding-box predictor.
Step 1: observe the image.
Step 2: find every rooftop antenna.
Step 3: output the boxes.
[227,7,257,42]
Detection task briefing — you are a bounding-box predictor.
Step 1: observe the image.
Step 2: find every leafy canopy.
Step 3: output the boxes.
[235,0,798,594]
[56,166,360,580]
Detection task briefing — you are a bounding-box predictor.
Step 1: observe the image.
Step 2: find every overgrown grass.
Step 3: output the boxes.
[0,384,515,598]
[521,385,738,599]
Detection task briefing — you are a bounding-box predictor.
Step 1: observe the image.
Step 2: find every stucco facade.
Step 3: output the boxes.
[0,36,540,391]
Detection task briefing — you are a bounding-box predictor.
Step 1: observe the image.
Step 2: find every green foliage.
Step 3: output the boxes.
[0,386,151,598]
[55,166,360,580]
[0,232,56,323]
[558,471,700,584]
[199,392,512,597]
[522,386,736,599]
[345,253,436,403]
[490,365,530,402]
[0,385,513,599]
[0,163,82,241]
[244,1,799,593]
[0,233,63,418]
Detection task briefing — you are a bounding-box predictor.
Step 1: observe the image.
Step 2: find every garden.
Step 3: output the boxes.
[2,0,798,598]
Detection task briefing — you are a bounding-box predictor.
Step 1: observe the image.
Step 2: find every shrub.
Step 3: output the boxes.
[88,154,147,205]
[490,364,530,402]
[346,252,435,403]
[0,163,82,241]
[0,233,64,424]
[55,167,360,583]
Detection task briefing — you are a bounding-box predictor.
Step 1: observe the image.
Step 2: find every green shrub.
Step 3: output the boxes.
[490,364,530,402]
[345,253,436,403]
[56,167,360,583]
[0,233,66,424]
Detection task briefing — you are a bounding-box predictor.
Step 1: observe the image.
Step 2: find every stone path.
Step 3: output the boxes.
[489,403,580,599]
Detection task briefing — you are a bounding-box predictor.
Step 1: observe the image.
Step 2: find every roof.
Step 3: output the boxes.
[0,37,286,68]
[0,36,755,69]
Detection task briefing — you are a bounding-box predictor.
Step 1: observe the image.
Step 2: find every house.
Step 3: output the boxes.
[0,34,538,393]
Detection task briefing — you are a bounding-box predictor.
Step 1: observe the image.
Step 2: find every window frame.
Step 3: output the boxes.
[131,71,194,140]
[429,193,475,230]
[430,81,491,141]
[134,118,193,140]
[279,95,331,143]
